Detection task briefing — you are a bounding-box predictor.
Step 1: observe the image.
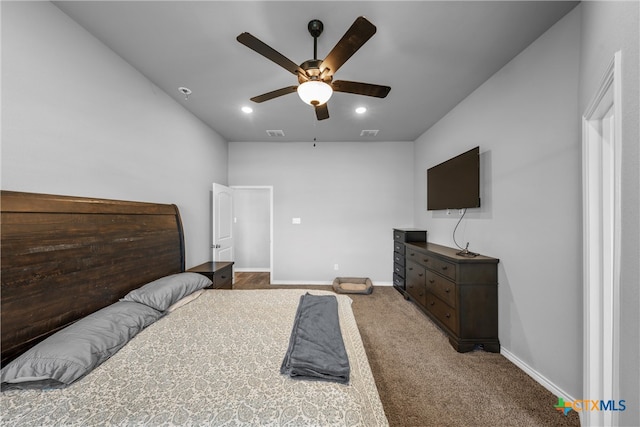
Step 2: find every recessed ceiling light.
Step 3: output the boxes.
[241,106,253,114]
[355,106,367,114]
[178,87,192,100]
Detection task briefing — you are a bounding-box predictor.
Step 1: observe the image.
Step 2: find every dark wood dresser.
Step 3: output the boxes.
[404,242,500,353]
[393,229,427,294]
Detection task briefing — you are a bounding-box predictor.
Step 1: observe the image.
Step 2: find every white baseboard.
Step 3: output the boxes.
[501,347,577,403]
[234,268,270,272]
[269,280,394,286]
[271,280,333,285]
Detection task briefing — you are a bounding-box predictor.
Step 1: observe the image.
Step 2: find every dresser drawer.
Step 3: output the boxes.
[425,270,456,308]
[393,229,427,242]
[426,293,458,334]
[393,262,405,277]
[393,251,405,266]
[413,253,456,281]
[393,273,405,289]
[393,241,405,254]
[431,257,456,281]
[406,261,427,307]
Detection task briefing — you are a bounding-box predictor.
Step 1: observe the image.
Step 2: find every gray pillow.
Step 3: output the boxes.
[121,272,212,312]
[0,301,163,390]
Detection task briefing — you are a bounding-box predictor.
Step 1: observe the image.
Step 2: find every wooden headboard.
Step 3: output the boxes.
[1,191,185,365]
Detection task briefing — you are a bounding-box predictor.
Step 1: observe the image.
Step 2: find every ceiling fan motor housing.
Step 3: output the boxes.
[298,59,330,84]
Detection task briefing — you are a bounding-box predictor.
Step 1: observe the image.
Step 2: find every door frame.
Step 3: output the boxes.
[231,185,274,284]
[582,51,622,427]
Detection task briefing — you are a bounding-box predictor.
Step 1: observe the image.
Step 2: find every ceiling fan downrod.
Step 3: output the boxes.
[307,19,323,60]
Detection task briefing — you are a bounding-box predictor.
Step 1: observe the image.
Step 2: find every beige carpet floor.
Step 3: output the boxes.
[233,272,581,427]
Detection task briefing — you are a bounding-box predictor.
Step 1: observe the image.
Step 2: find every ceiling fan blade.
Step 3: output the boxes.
[237,32,305,76]
[315,103,329,120]
[250,86,298,103]
[320,16,377,77]
[332,80,391,98]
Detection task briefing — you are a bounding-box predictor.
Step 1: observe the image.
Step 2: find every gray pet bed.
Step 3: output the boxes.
[332,277,373,295]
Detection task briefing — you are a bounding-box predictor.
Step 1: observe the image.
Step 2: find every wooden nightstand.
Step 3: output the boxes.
[187,261,234,289]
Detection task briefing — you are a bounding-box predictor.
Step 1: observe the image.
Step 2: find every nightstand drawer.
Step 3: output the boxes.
[212,265,233,289]
[187,261,234,289]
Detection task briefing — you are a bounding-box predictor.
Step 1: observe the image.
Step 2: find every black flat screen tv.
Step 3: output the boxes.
[427,146,480,210]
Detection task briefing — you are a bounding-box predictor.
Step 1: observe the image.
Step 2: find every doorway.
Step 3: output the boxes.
[231,186,273,283]
[582,51,622,427]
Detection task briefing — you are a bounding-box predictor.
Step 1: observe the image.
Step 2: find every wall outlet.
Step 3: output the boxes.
[292,217,301,225]
[334,264,339,271]
[447,209,451,215]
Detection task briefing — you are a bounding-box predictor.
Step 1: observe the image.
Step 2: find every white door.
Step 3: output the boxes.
[212,183,234,262]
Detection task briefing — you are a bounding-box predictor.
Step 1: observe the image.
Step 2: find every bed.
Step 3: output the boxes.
[0,191,388,426]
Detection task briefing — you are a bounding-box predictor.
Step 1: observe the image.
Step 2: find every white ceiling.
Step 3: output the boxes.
[54,1,578,143]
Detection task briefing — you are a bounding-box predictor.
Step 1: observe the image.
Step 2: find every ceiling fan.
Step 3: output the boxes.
[237,16,391,121]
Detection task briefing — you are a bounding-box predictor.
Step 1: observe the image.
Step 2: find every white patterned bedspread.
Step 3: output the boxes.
[1,289,388,426]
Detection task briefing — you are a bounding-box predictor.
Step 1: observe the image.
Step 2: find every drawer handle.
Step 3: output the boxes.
[418,273,423,277]
[429,279,435,284]
[430,301,435,306]
[445,288,450,293]
[445,313,451,318]
[423,259,429,263]
[442,266,448,271]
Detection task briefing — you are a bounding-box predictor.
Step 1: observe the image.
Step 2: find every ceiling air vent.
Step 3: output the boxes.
[266,130,285,137]
[360,129,379,137]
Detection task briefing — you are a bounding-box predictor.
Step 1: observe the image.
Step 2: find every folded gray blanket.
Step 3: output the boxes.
[280,293,350,384]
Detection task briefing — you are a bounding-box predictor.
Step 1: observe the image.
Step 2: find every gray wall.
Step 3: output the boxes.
[1,1,228,268]
[413,8,583,399]
[579,2,640,425]
[228,141,414,284]
[233,187,271,271]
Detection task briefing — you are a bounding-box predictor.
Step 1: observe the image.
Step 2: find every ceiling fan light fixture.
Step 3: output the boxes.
[297,81,333,106]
